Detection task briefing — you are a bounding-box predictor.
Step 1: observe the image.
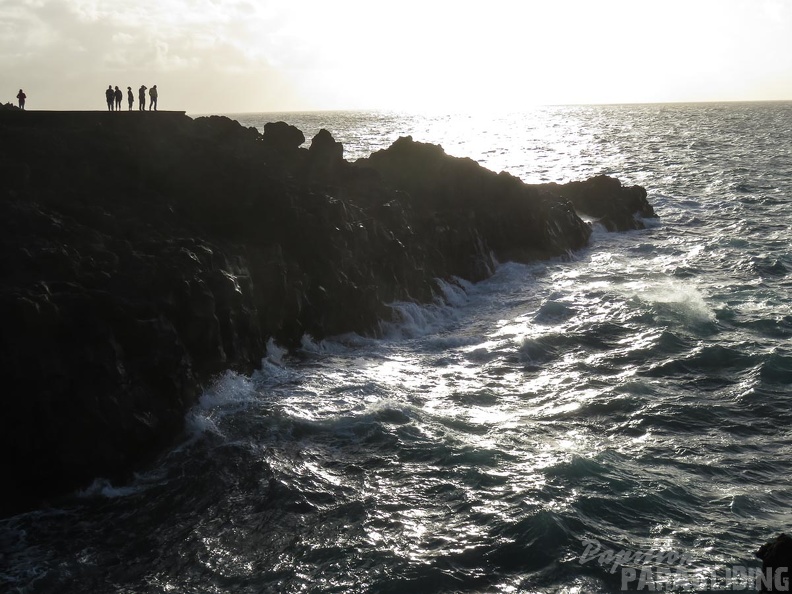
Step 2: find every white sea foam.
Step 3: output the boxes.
[195,370,256,410]
[184,370,259,437]
[299,333,353,355]
[436,277,472,307]
[379,278,471,339]
[626,278,715,323]
[14,103,792,594]
[380,300,454,339]
[265,337,287,365]
[76,478,146,499]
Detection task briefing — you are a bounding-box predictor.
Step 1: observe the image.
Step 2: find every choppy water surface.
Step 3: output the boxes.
[3,103,792,593]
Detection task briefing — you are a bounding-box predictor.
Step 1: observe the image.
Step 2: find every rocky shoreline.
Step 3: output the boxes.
[0,111,655,516]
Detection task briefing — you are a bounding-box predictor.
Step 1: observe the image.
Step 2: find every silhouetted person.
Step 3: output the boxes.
[105,85,115,111]
[139,85,147,111]
[127,86,134,110]
[16,89,26,110]
[114,86,122,111]
[149,84,158,111]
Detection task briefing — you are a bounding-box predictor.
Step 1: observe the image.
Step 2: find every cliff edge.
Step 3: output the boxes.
[0,111,655,515]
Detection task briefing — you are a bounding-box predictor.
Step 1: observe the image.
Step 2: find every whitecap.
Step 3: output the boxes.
[379,278,470,339]
[76,478,145,499]
[625,278,715,324]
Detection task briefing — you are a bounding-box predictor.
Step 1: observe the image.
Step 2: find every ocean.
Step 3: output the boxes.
[2,102,792,593]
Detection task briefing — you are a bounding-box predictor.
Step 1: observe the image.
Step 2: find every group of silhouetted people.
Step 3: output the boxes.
[105,84,158,111]
[10,86,162,111]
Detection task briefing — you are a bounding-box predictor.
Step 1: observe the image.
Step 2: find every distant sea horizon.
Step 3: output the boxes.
[4,101,792,593]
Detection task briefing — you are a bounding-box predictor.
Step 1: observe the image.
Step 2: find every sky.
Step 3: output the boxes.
[2,0,792,113]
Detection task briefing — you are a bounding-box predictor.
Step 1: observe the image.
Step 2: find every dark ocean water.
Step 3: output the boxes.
[2,103,792,593]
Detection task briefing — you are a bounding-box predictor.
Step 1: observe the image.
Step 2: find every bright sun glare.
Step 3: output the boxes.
[275,0,792,112]
[2,0,791,111]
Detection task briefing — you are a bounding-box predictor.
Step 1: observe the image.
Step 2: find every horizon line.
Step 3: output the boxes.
[192,98,792,116]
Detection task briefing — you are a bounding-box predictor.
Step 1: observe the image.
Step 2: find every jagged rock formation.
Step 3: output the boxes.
[756,533,792,592]
[538,174,655,231]
[0,111,656,515]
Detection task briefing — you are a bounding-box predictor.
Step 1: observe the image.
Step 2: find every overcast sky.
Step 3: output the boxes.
[2,0,792,113]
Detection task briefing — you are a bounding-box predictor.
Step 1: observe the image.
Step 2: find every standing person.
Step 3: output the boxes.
[105,85,115,111]
[138,85,147,111]
[127,86,134,110]
[148,85,158,111]
[16,89,26,110]
[114,86,122,111]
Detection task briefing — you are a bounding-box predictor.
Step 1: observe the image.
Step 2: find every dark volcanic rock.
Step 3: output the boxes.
[540,174,656,231]
[305,128,346,184]
[360,136,593,264]
[756,534,792,592]
[0,111,655,515]
[263,120,305,150]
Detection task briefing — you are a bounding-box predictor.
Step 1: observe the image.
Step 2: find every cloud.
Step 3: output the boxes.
[2,0,791,111]
[0,0,300,111]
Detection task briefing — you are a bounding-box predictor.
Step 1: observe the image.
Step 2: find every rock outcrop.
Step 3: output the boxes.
[0,111,656,515]
[539,174,655,231]
[756,533,792,592]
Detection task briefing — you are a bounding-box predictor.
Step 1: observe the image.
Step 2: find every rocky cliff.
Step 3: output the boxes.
[0,111,655,515]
